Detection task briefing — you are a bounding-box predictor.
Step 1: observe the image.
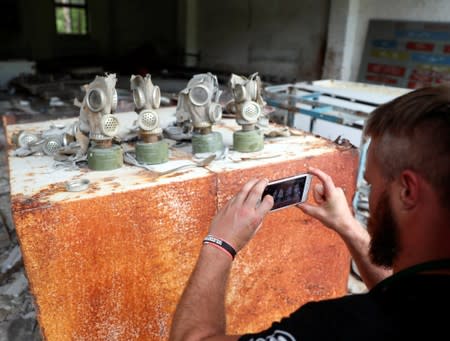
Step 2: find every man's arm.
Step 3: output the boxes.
[170,178,273,341]
[170,246,237,341]
[298,168,392,289]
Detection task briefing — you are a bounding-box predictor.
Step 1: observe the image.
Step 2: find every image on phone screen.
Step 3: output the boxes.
[262,174,312,211]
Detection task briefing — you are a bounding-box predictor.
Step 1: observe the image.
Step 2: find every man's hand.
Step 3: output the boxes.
[298,167,392,288]
[209,178,274,253]
[297,167,355,235]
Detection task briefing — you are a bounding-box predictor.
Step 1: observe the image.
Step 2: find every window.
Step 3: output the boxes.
[54,0,88,35]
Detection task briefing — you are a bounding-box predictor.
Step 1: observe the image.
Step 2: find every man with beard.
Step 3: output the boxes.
[170,86,450,341]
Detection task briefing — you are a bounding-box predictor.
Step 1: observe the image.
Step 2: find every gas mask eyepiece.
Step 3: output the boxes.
[189,84,211,106]
[233,84,247,103]
[208,103,223,123]
[86,88,106,112]
[131,74,161,111]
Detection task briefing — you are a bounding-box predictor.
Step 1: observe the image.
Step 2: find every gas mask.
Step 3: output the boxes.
[229,72,265,153]
[79,73,120,144]
[130,74,168,165]
[77,74,123,171]
[131,74,161,111]
[12,123,78,158]
[229,72,265,129]
[176,72,223,134]
[131,74,162,141]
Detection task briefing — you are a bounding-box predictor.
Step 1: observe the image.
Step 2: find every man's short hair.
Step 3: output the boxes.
[364,85,450,206]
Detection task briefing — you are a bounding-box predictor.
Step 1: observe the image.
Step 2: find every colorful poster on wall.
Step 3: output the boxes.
[358,20,450,89]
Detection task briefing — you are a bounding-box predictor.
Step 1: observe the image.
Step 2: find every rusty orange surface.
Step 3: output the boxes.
[6,115,359,340]
[13,176,217,340]
[218,149,358,334]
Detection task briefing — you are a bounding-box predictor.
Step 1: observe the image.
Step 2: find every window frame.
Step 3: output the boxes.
[54,0,89,36]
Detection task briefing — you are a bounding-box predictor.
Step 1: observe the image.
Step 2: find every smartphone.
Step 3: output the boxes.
[262,173,312,211]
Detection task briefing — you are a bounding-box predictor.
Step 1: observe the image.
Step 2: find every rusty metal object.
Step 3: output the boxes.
[5,111,358,340]
[139,131,160,143]
[12,177,217,340]
[65,178,90,192]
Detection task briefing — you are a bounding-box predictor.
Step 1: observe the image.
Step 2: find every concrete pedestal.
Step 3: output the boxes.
[4,108,358,340]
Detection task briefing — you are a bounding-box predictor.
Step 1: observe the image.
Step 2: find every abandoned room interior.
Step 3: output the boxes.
[0,0,449,340]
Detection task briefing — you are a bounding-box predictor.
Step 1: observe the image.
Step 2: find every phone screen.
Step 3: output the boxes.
[262,174,311,211]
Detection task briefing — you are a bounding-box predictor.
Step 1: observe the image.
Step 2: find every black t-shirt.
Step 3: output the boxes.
[239,268,450,341]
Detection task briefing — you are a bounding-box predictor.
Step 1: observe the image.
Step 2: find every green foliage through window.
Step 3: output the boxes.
[55,0,88,35]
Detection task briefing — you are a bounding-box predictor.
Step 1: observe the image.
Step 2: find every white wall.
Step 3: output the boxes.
[323,0,450,81]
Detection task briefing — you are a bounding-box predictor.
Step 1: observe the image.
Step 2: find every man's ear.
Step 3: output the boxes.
[398,170,420,209]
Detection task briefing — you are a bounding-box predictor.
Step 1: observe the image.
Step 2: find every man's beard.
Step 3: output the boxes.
[368,190,399,268]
